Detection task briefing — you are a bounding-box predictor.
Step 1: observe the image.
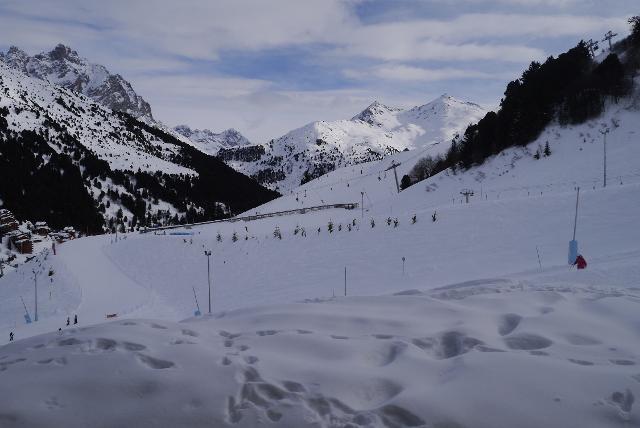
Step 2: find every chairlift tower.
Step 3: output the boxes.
[385,160,402,193]
[602,30,617,50]
[460,189,474,204]
[585,39,599,57]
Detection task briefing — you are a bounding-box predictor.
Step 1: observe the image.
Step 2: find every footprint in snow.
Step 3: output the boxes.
[504,333,552,351]
[150,323,168,330]
[568,358,594,366]
[136,353,175,369]
[244,355,259,364]
[256,330,278,336]
[498,313,522,336]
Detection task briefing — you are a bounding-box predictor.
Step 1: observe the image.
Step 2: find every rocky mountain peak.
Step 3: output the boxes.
[0,44,153,120]
[45,44,81,63]
[173,125,252,155]
[352,100,398,125]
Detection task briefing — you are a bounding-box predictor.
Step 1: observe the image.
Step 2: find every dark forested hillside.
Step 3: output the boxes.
[0,68,279,234]
[409,23,639,185]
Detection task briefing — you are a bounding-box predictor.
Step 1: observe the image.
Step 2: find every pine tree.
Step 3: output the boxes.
[400,174,412,190]
[543,142,551,157]
[533,149,541,160]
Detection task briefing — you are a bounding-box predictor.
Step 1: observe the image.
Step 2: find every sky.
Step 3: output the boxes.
[0,0,636,143]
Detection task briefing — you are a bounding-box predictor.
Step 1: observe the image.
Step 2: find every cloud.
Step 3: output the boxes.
[345,64,511,81]
[0,0,634,142]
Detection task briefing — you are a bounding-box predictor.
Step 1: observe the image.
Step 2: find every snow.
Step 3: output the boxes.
[0,276,638,427]
[0,63,194,176]
[227,94,486,191]
[0,94,639,426]
[173,125,252,156]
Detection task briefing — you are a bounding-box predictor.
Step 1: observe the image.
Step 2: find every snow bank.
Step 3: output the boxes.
[0,277,638,427]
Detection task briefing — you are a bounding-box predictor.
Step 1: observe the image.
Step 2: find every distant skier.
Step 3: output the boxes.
[66,317,70,326]
[9,332,13,342]
[574,254,587,270]
[74,314,78,325]
[432,211,437,222]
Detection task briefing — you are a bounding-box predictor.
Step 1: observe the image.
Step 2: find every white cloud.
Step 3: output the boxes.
[0,0,634,142]
[345,64,511,81]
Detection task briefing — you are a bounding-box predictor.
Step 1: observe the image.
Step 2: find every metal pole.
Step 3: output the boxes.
[572,187,580,241]
[604,132,607,188]
[204,250,212,314]
[192,286,200,314]
[34,271,38,322]
[344,267,347,297]
[600,129,608,188]
[392,165,400,193]
[536,246,542,271]
[361,192,364,219]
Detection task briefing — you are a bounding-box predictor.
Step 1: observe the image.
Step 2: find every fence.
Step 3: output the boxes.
[140,203,359,234]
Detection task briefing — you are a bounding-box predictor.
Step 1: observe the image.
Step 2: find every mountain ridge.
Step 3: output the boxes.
[222,94,486,191]
[0,44,153,120]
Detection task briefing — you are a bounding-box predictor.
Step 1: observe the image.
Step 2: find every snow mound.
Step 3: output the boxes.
[0,280,638,427]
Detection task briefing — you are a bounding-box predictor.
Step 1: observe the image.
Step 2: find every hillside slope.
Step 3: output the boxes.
[0,63,278,232]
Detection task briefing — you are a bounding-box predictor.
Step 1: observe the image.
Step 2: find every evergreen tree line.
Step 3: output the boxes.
[408,27,639,187]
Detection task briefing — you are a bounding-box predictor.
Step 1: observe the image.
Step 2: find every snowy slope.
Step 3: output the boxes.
[0,62,190,175]
[1,277,639,427]
[256,97,640,215]
[225,95,486,192]
[0,45,153,120]
[173,125,252,155]
[1,94,639,425]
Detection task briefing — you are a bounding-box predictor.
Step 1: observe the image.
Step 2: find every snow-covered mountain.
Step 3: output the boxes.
[223,94,486,191]
[0,62,277,232]
[173,125,252,155]
[0,44,153,120]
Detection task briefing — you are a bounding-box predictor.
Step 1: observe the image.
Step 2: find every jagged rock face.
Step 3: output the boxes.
[0,44,153,120]
[223,94,487,192]
[173,125,252,155]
